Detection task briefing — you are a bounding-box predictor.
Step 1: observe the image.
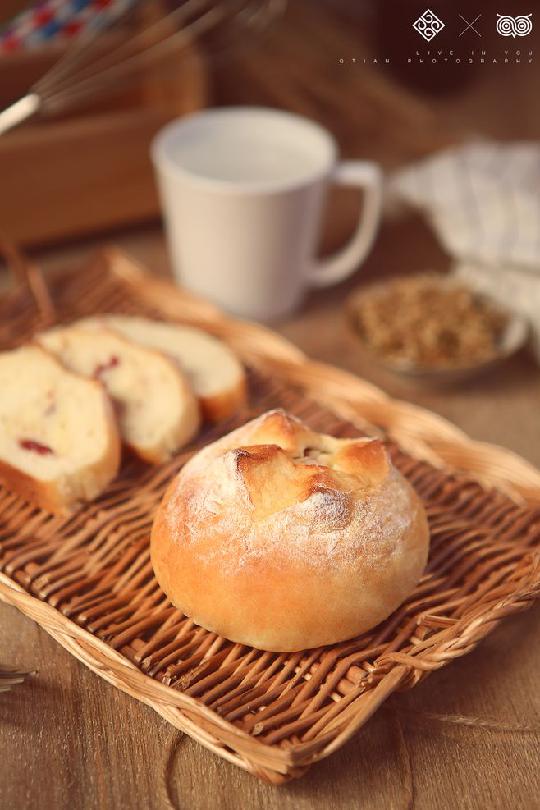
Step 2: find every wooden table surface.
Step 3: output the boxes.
[1,3,540,808]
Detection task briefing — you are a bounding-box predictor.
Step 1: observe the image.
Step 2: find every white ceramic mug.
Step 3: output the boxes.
[151,107,382,321]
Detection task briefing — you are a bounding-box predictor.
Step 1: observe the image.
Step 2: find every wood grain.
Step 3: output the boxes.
[1,600,539,810]
[0,41,207,247]
[1,215,539,809]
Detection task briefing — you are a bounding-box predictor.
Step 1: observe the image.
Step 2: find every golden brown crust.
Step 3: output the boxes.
[93,391,122,496]
[97,329,201,462]
[151,410,430,652]
[0,348,121,514]
[247,408,311,452]
[76,315,247,426]
[199,374,247,423]
[0,457,68,514]
[126,350,200,464]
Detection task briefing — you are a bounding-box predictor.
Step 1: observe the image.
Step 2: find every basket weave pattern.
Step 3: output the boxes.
[0,250,539,783]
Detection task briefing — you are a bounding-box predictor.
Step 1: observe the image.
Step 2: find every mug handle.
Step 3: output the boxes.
[308,161,383,288]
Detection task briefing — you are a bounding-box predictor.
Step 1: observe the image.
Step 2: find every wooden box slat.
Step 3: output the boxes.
[0,40,207,247]
[0,249,539,783]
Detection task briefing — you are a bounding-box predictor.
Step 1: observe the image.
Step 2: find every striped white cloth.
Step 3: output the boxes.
[389,142,540,361]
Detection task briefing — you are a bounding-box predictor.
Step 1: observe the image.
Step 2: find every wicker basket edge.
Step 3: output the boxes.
[105,248,540,505]
[2,247,540,783]
[2,557,539,781]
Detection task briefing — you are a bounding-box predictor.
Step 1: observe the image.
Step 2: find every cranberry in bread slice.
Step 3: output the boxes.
[38,326,200,464]
[151,409,430,652]
[0,345,120,513]
[78,315,246,423]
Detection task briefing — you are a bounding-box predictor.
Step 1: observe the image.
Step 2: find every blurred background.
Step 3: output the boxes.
[0,0,538,454]
[1,0,538,247]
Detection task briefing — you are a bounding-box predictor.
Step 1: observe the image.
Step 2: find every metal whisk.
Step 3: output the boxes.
[0,0,286,136]
[0,665,34,693]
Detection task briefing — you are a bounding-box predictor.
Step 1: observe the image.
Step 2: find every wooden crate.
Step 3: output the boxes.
[0,43,208,246]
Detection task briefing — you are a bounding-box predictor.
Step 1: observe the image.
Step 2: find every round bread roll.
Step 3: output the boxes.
[151,410,430,652]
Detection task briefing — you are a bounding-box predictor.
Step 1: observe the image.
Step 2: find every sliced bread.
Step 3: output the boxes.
[0,344,120,513]
[79,315,247,423]
[38,326,200,464]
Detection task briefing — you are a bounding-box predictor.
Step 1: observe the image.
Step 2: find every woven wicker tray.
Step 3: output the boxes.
[1,248,539,784]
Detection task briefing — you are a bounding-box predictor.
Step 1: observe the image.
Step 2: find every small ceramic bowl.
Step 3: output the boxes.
[347,278,529,385]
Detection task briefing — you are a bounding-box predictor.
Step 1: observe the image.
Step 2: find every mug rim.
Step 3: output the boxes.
[151,106,338,195]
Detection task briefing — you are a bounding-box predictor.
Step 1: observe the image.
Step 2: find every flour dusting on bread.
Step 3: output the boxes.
[166,447,411,571]
[152,409,429,651]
